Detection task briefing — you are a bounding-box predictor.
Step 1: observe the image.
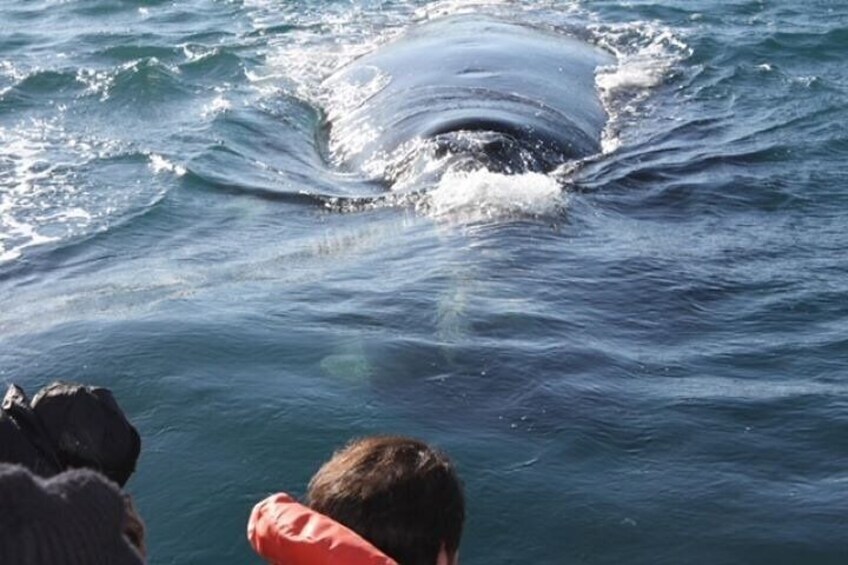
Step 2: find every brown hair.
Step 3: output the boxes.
[307,436,465,565]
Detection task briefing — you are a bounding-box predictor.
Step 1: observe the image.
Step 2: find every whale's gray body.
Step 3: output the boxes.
[323,17,614,185]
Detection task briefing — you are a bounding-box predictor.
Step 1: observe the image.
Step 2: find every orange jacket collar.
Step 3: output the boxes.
[248,493,398,565]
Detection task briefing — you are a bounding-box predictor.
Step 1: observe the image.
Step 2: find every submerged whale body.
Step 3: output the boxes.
[322,16,614,187]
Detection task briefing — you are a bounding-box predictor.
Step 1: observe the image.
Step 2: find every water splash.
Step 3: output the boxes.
[201,93,233,118]
[0,118,90,263]
[0,112,174,263]
[148,153,186,176]
[590,21,691,153]
[427,168,563,220]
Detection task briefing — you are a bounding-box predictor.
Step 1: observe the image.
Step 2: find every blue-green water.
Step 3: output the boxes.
[1,1,847,563]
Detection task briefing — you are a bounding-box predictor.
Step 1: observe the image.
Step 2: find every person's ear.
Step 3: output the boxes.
[436,544,458,565]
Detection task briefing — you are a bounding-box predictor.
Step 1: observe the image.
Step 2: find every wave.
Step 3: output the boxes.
[94,43,180,64]
[177,47,249,84]
[0,114,177,265]
[759,28,848,62]
[103,57,189,104]
[0,57,190,108]
[0,69,86,109]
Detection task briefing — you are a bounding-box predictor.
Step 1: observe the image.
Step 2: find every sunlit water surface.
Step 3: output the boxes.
[1,1,846,563]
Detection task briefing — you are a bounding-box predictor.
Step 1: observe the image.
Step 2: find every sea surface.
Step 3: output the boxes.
[1,0,846,563]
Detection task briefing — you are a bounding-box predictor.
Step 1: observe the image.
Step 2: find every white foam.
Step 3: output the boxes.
[201,94,232,118]
[148,153,186,176]
[0,60,22,78]
[0,213,59,265]
[589,21,691,153]
[0,114,159,263]
[593,24,686,91]
[426,168,563,220]
[0,119,70,262]
[0,247,21,263]
[0,61,25,97]
[244,0,405,105]
[181,44,221,64]
[76,67,116,101]
[414,0,584,23]
[414,0,511,20]
[244,0,550,108]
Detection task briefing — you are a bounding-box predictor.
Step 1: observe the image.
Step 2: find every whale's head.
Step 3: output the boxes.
[321,16,614,189]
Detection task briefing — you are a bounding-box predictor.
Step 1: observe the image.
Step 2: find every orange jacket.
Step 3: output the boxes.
[248,493,398,565]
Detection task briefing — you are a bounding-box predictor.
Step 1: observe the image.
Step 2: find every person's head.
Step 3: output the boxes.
[307,436,464,565]
[0,464,144,564]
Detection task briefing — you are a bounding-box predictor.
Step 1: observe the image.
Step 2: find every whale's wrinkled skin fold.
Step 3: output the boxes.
[322,16,614,187]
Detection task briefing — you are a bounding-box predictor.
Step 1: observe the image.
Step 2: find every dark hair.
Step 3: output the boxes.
[307,436,464,565]
[31,382,141,487]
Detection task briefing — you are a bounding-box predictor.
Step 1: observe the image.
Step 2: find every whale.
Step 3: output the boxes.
[321,16,614,188]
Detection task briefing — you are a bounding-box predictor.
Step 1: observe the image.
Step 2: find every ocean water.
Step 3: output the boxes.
[1,0,846,563]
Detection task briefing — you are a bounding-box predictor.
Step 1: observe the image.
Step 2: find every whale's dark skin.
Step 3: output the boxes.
[322,16,614,183]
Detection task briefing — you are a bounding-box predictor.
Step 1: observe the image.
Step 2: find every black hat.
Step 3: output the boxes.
[0,463,143,564]
[31,382,141,487]
[0,385,63,477]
